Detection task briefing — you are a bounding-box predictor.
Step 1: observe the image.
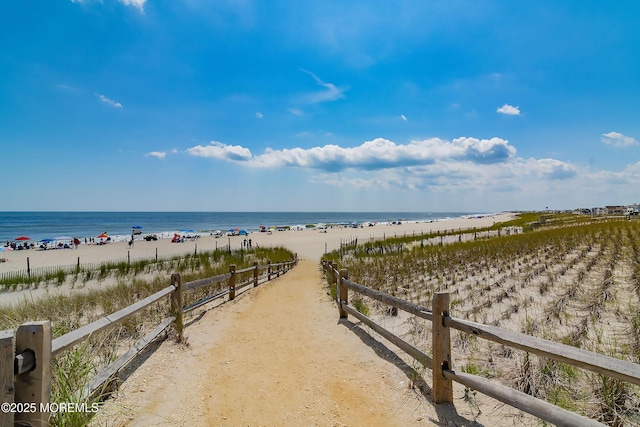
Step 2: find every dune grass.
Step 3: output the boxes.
[2,245,294,427]
[323,214,640,425]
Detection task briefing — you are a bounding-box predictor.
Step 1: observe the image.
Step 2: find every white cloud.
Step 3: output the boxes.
[256,112,264,119]
[186,136,516,171]
[95,93,123,108]
[601,131,638,147]
[288,108,303,116]
[186,141,252,162]
[71,0,146,12]
[177,135,640,209]
[119,0,146,12]
[146,151,166,159]
[497,104,520,116]
[401,114,407,121]
[298,69,345,104]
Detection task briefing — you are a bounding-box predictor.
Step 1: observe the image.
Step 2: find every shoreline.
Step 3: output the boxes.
[0,213,515,306]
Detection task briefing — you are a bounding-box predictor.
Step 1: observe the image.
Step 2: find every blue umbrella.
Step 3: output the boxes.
[40,238,54,243]
[132,225,143,229]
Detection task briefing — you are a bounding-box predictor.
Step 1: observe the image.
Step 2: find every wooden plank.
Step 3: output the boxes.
[14,321,52,427]
[52,286,174,356]
[77,317,174,401]
[235,266,255,274]
[1,330,14,427]
[446,317,640,386]
[342,279,433,321]
[171,274,183,341]
[182,289,230,313]
[444,370,605,427]
[342,305,432,368]
[182,272,232,291]
[432,292,453,403]
[338,269,348,318]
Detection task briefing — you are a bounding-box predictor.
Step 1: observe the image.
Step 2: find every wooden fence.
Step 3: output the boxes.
[1,257,296,426]
[322,260,640,427]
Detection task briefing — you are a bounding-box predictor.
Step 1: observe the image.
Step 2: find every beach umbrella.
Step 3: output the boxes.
[15,236,30,241]
[40,238,54,243]
[97,232,108,238]
[132,225,143,229]
[54,236,72,241]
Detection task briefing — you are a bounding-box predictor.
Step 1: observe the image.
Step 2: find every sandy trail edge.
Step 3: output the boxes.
[91,260,490,426]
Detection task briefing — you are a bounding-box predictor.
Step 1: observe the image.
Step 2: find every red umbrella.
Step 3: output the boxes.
[15,236,31,241]
[97,232,108,238]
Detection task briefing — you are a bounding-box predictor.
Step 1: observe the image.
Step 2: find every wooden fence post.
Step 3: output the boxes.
[338,269,349,319]
[229,264,236,300]
[14,321,52,427]
[170,273,183,341]
[253,262,259,287]
[432,292,453,403]
[1,330,14,426]
[267,261,272,281]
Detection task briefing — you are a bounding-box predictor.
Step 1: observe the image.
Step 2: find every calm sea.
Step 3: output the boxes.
[0,212,484,243]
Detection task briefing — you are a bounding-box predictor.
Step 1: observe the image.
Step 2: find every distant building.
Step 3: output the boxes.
[605,206,626,215]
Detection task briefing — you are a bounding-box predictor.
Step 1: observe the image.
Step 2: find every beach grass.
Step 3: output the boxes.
[322,214,640,425]
[1,245,294,427]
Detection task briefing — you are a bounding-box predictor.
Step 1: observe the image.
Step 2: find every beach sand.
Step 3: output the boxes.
[0,213,514,305]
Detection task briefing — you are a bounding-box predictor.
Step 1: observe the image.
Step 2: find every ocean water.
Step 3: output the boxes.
[0,211,485,243]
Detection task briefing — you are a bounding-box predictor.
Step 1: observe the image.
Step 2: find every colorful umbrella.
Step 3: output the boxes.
[97,232,108,238]
[15,236,30,241]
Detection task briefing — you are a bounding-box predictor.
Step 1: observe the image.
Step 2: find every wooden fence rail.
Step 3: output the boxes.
[1,257,296,427]
[322,260,639,427]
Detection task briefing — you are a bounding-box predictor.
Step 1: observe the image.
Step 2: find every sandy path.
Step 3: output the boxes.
[92,260,478,426]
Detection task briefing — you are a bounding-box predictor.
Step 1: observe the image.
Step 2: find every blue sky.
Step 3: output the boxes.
[1,1,639,212]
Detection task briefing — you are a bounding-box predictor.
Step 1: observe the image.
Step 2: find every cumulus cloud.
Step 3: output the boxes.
[95,93,122,108]
[601,131,638,147]
[186,137,516,171]
[186,141,252,162]
[497,104,520,115]
[145,151,166,159]
[181,136,622,207]
[298,69,345,104]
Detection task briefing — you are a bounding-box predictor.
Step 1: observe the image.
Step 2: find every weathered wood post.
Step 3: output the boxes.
[432,292,453,403]
[229,264,236,300]
[338,268,349,319]
[1,329,14,426]
[253,262,259,287]
[267,261,272,281]
[170,273,184,341]
[14,321,52,427]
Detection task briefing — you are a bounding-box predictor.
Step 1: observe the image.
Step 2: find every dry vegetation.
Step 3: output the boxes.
[324,215,640,426]
[1,246,294,427]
